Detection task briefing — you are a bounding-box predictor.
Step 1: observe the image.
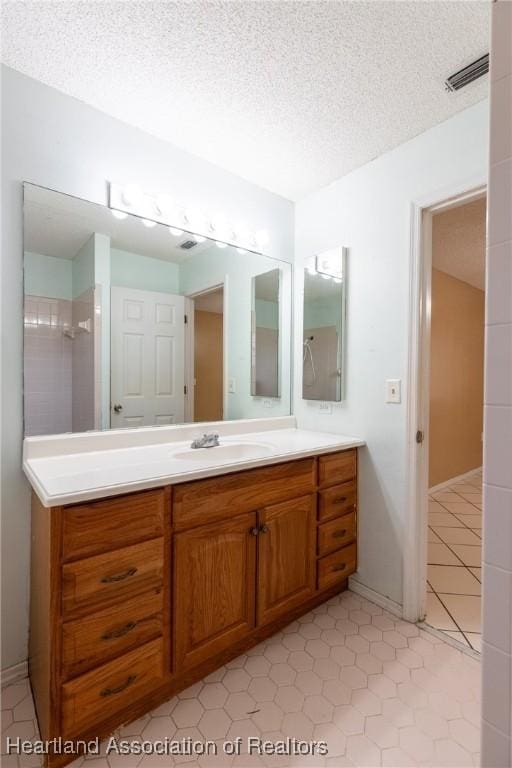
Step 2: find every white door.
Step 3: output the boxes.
[111,287,185,428]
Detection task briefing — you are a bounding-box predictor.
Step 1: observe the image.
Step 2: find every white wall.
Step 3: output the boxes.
[0,65,294,672]
[481,2,512,765]
[294,100,489,606]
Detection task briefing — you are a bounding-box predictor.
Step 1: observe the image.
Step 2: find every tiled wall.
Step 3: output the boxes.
[23,295,72,435]
[71,287,96,432]
[481,2,512,765]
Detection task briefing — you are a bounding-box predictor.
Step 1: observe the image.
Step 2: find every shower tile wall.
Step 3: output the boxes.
[72,287,96,432]
[24,296,72,435]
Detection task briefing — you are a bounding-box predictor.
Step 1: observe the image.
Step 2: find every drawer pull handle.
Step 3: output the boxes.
[333,530,347,539]
[333,496,347,504]
[259,524,269,534]
[333,563,347,572]
[249,527,259,536]
[101,621,137,641]
[101,567,137,584]
[100,674,136,697]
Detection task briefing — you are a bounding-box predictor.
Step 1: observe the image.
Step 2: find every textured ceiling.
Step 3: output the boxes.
[2,1,491,200]
[432,196,487,291]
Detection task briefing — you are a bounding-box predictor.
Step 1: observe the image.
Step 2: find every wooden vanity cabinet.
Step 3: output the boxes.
[30,449,358,767]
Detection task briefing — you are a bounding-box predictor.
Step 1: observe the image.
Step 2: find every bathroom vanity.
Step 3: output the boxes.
[24,422,362,765]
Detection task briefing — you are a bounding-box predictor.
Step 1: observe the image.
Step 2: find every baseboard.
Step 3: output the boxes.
[1,660,28,688]
[429,466,482,495]
[349,577,403,619]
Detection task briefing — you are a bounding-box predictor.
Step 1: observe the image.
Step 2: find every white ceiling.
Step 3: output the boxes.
[2,1,490,201]
[432,196,486,291]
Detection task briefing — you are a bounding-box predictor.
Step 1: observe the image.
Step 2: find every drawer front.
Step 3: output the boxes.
[62,538,164,617]
[318,481,356,522]
[62,590,163,680]
[61,638,164,736]
[62,489,166,562]
[173,458,315,530]
[318,450,357,489]
[318,512,356,557]
[318,542,357,591]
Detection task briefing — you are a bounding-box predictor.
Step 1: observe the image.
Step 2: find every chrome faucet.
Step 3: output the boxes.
[191,433,220,449]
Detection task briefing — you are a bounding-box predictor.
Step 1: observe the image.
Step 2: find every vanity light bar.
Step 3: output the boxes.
[108,182,269,253]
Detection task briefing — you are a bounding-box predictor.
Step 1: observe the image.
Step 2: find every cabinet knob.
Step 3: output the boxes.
[333,496,347,504]
[259,524,269,534]
[101,621,137,641]
[100,674,136,697]
[100,567,137,584]
[333,563,347,572]
[249,527,259,536]
[333,529,347,539]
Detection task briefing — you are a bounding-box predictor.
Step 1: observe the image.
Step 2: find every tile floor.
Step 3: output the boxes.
[426,470,483,652]
[2,590,481,767]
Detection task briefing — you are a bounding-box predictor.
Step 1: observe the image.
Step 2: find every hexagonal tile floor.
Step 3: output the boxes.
[1,590,481,767]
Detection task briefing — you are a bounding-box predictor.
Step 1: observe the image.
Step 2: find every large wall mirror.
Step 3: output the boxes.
[302,247,346,402]
[23,183,292,436]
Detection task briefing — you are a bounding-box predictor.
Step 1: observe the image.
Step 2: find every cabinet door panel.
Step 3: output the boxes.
[174,512,257,671]
[257,495,315,627]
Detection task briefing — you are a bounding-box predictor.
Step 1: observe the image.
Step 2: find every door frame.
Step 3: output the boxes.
[403,177,487,622]
[185,278,228,422]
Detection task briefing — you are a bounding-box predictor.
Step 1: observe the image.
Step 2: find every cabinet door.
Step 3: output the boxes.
[174,512,257,671]
[257,495,316,627]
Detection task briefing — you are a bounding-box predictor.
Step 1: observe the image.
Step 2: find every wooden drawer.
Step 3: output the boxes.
[62,538,164,617]
[62,589,163,680]
[318,450,356,489]
[317,542,357,591]
[318,481,356,522]
[61,638,164,736]
[318,512,356,557]
[62,489,166,562]
[173,458,316,530]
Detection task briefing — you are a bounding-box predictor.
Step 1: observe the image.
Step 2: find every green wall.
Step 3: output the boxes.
[111,248,180,293]
[24,251,72,299]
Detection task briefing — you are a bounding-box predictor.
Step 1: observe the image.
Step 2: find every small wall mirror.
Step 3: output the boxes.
[23,183,292,435]
[302,247,346,402]
[251,268,280,398]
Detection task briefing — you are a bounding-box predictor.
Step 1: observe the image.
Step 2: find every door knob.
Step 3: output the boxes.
[113,404,123,413]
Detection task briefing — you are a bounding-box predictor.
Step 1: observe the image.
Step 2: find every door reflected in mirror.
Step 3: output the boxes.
[251,268,280,398]
[23,183,292,436]
[302,248,346,402]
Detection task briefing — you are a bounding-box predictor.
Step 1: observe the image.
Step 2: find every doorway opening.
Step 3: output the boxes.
[187,285,225,423]
[408,188,486,652]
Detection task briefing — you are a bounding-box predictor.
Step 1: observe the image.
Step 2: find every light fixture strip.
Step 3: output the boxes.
[108,182,269,253]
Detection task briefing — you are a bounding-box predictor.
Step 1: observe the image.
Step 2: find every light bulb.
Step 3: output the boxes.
[333,278,342,284]
[111,209,127,220]
[121,184,141,207]
[216,241,227,249]
[169,227,183,237]
[237,248,248,255]
[142,218,156,228]
[194,235,206,243]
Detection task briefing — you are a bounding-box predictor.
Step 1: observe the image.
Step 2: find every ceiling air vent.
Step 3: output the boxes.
[179,240,198,250]
[445,54,489,92]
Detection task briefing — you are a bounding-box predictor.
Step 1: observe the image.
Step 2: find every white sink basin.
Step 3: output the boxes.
[172,442,275,462]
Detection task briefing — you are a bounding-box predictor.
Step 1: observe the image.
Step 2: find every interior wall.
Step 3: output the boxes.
[294,99,488,606]
[429,269,484,488]
[0,65,294,673]
[481,2,512,764]
[194,310,224,422]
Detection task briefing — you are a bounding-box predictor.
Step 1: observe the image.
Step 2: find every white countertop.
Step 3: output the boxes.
[23,417,364,507]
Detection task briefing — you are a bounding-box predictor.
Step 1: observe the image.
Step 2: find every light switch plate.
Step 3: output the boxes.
[228,378,236,394]
[386,379,401,403]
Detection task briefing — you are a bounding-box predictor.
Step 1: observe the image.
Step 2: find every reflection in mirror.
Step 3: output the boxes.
[251,269,280,398]
[302,248,346,402]
[23,183,292,436]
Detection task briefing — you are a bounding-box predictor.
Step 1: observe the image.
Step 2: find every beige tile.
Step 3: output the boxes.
[443,631,471,648]
[440,502,480,516]
[440,595,481,633]
[466,633,482,653]
[451,483,481,493]
[427,527,442,543]
[425,593,459,632]
[453,514,482,530]
[428,512,463,528]
[469,568,482,582]
[458,492,482,505]
[428,542,462,566]
[427,565,481,596]
[432,526,481,546]
[450,544,482,568]
[431,492,463,502]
